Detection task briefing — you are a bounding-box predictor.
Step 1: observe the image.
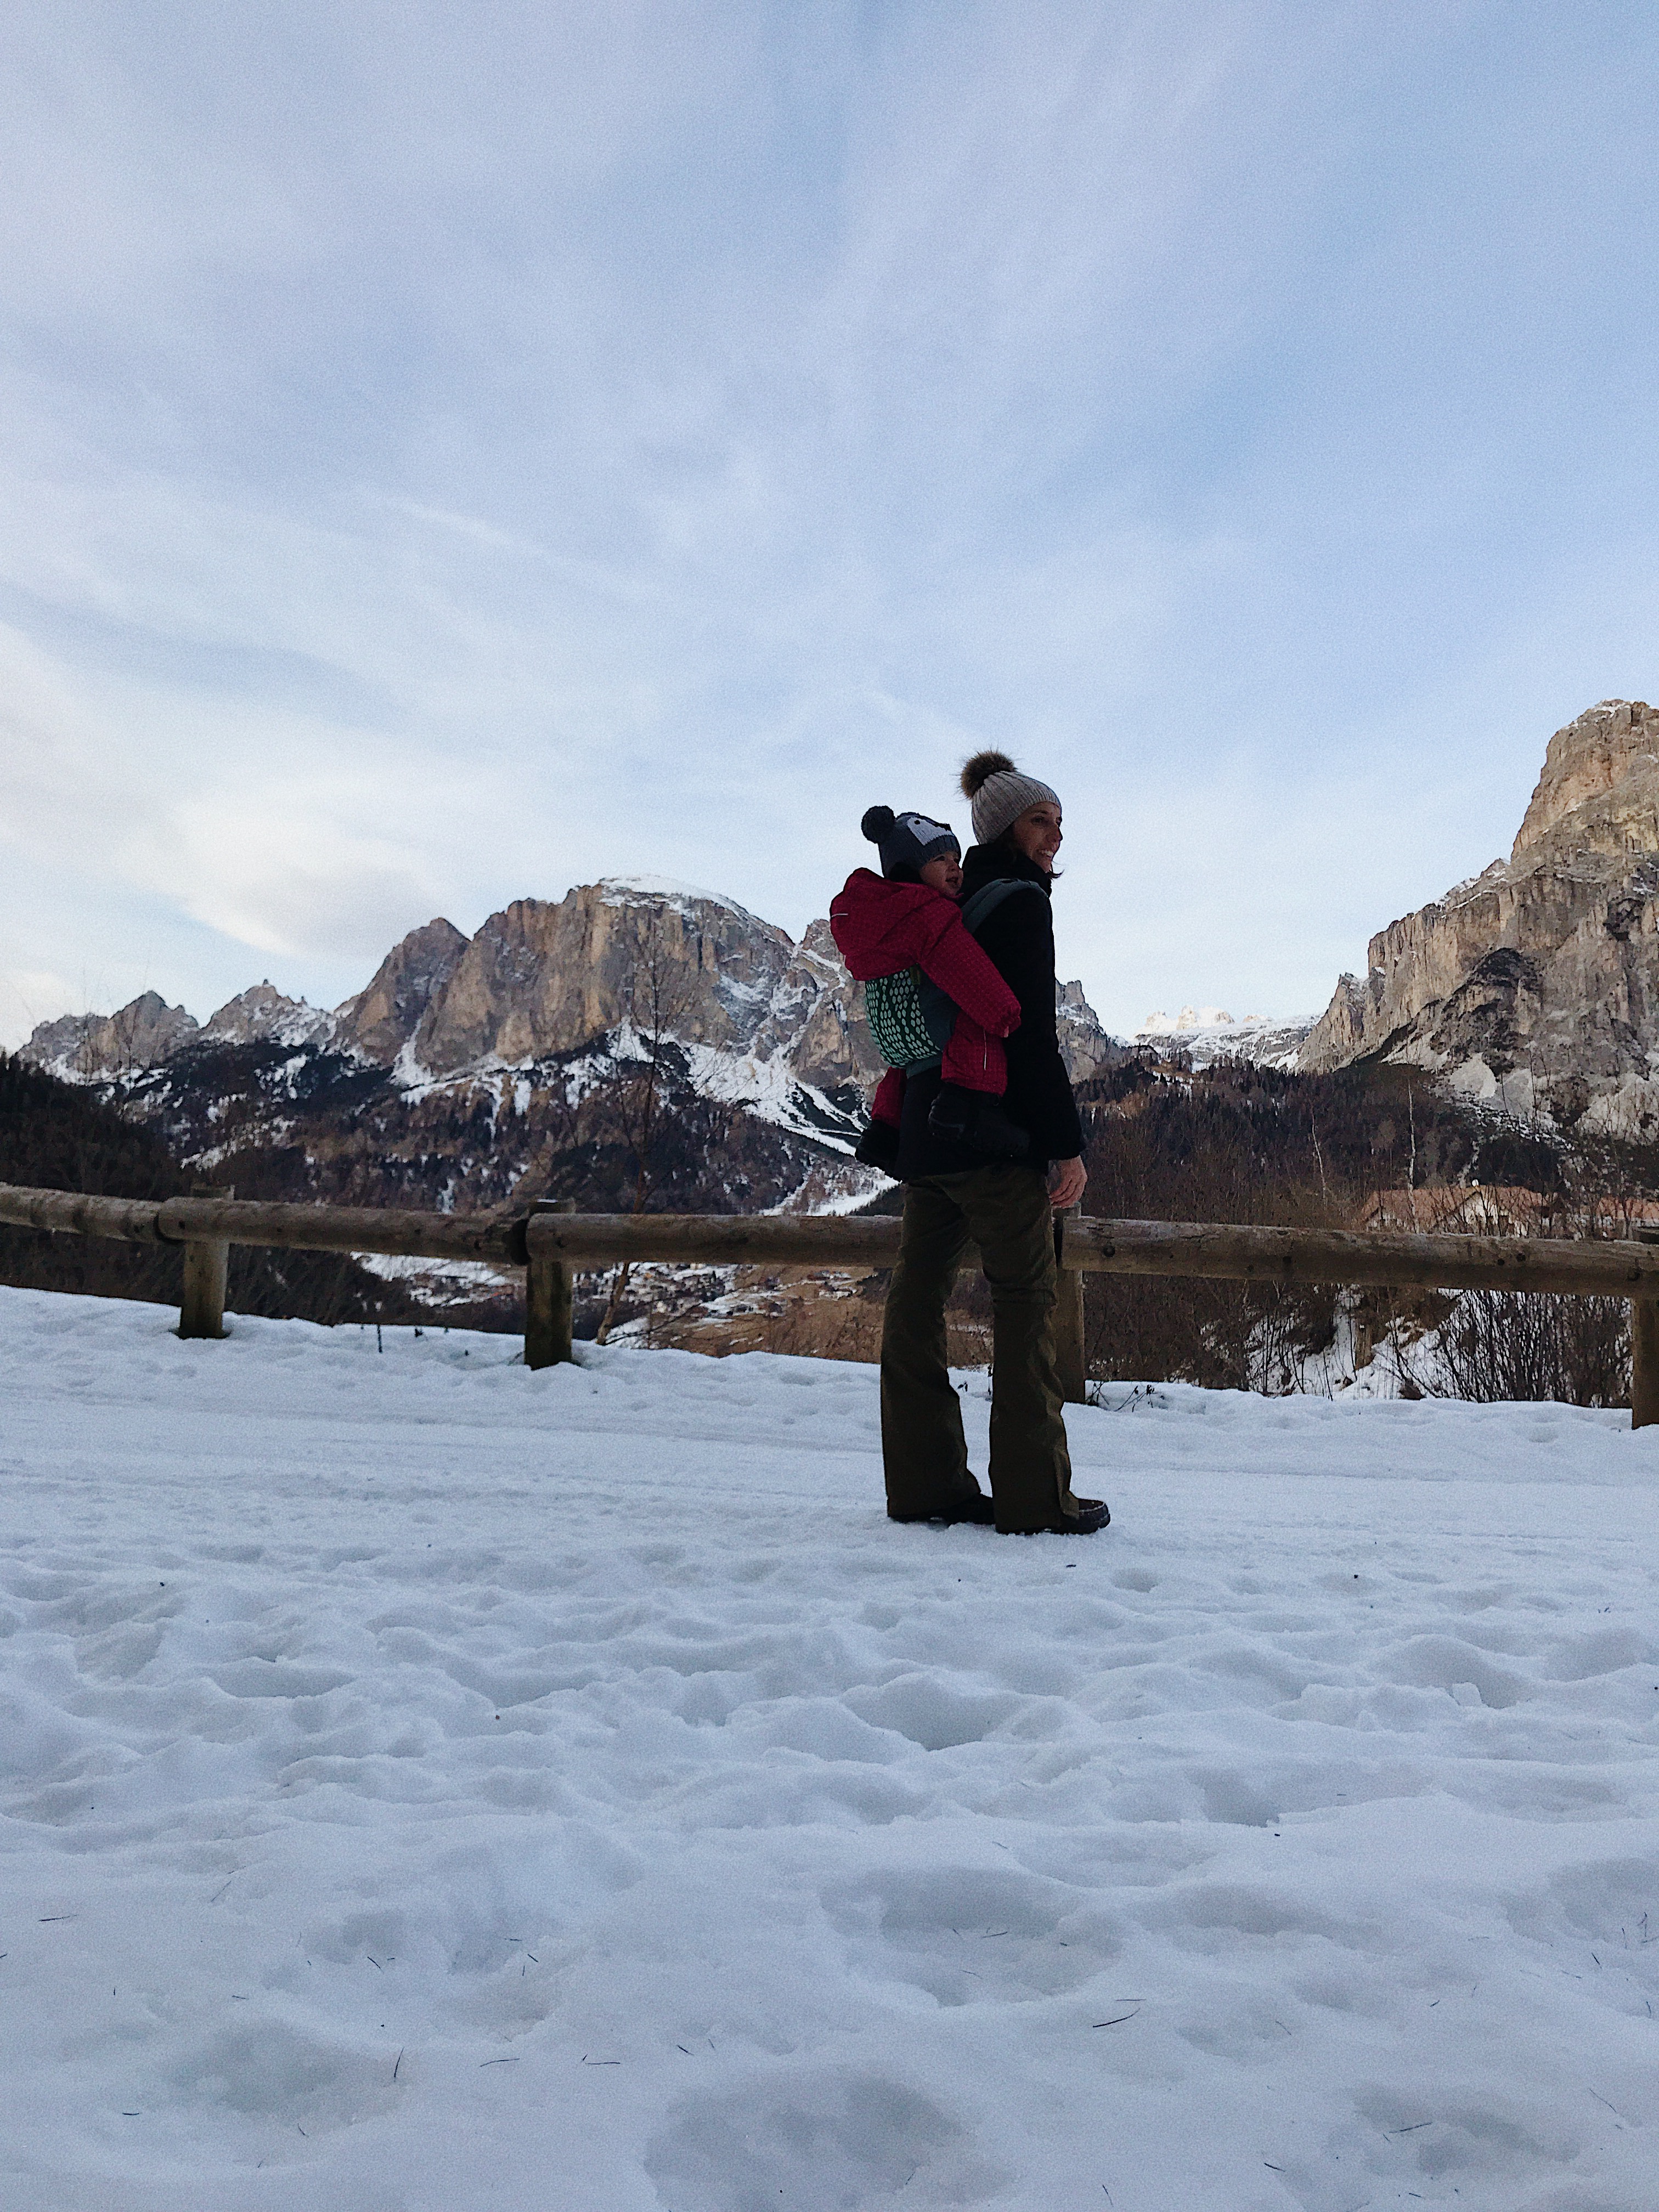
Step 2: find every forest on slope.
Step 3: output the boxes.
[1076,1053,1652,1403]
[0,1052,419,1327]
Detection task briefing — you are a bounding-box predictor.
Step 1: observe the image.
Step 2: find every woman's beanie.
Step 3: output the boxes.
[960,750,1060,847]
[860,806,961,880]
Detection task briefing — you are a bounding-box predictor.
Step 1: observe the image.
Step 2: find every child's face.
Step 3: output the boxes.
[918,853,963,898]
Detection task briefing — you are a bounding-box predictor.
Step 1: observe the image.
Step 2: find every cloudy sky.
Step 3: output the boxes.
[3,0,1657,1046]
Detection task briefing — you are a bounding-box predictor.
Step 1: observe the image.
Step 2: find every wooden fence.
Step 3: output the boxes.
[4,1180,1659,1426]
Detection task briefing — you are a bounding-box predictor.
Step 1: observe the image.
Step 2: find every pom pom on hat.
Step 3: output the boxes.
[860,805,896,844]
[960,751,1018,800]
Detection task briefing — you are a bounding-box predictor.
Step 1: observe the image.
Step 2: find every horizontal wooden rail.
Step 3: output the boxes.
[0,1186,171,1243]
[11,1182,1657,1300]
[524,1210,907,1271]
[0,1184,518,1263]
[1065,1217,1659,1298]
[154,1194,520,1265]
[522,1209,1659,1300]
[5,1182,1659,1424]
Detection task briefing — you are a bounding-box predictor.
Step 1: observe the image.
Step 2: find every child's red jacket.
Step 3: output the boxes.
[829,868,1022,1125]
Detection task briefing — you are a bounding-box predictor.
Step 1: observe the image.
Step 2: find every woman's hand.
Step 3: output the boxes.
[1048,1156,1087,1209]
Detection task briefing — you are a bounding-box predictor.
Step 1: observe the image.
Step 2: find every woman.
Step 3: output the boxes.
[879,751,1107,1535]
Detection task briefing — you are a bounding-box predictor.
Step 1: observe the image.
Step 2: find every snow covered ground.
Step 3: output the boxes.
[2,1288,1656,2212]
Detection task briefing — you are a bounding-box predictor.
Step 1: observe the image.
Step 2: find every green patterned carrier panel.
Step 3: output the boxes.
[865,967,954,1073]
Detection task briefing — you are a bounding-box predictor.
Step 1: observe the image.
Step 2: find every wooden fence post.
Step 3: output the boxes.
[526,1198,577,1370]
[1632,1230,1659,1431]
[1632,1300,1659,1429]
[1053,1209,1087,1407]
[177,1182,232,1341]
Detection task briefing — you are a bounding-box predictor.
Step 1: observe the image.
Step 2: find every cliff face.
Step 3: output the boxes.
[412,881,797,1074]
[334,918,469,1063]
[25,991,200,1077]
[744,918,886,1099]
[1301,699,1659,1132]
[27,875,1115,1105]
[1511,698,1659,861]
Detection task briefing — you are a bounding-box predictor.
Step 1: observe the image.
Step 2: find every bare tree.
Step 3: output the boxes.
[1395,1288,1628,1407]
[1391,1162,1635,1408]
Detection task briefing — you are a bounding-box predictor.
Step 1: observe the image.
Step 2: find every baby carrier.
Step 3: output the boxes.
[863,879,1041,1073]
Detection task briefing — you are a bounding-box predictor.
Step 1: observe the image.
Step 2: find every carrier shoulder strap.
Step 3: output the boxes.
[958,877,1046,938]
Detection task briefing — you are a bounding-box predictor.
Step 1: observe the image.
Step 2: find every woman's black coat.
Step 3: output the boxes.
[894,843,1085,1181]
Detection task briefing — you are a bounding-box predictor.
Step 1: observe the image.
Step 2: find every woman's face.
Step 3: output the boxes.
[1009,800,1063,873]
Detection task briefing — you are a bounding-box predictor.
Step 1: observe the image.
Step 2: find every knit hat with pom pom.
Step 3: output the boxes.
[860,806,960,881]
[960,751,1060,847]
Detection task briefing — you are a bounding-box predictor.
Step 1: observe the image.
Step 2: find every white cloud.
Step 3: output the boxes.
[2,1,1657,1052]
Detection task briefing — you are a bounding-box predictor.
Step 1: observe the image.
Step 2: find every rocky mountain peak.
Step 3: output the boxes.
[23,991,200,1079]
[1055,981,1121,1082]
[409,880,797,1077]
[1140,1005,1235,1034]
[1131,1006,1313,1071]
[1510,697,1659,863]
[333,917,470,1065]
[1302,695,1659,1136]
[20,872,1119,1175]
[202,983,333,1048]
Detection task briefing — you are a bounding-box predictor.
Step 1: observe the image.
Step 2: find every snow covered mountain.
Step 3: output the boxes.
[1134,1006,1313,1070]
[22,877,1120,1216]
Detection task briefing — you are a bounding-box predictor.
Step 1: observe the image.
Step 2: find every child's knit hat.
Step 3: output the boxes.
[860,807,961,881]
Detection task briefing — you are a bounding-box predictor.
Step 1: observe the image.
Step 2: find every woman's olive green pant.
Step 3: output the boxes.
[879,1164,1079,1532]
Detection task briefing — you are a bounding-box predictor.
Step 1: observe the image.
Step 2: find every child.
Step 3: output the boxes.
[830,806,1030,1170]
